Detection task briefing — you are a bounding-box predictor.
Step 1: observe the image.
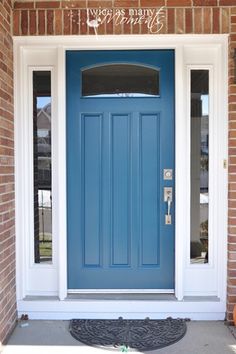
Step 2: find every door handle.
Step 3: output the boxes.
[167,195,171,217]
[164,187,172,225]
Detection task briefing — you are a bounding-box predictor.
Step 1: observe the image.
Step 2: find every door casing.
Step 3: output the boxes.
[14,35,228,309]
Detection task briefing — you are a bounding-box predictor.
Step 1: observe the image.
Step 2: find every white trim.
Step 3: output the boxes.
[15,48,59,296]
[57,46,68,300]
[182,44,228,297]
[14,34,228,319]
[17,298,226,321]
[174,44,185,301]
[68,289,175,294]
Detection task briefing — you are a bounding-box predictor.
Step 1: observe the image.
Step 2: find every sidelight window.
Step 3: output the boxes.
[33,71,52,264]
[190,70,209,264]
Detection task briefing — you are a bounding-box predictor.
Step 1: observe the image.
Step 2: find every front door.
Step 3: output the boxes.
[66,50,175,290]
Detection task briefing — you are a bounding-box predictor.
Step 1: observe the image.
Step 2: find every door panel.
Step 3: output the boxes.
[66,50,175,290]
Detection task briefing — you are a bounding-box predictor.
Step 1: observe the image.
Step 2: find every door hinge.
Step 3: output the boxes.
[223,159,227,169]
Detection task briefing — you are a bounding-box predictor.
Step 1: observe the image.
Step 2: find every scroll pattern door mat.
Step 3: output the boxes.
[69,317,187,351]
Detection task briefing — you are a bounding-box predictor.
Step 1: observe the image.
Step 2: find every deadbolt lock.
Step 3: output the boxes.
[163,169,173,180]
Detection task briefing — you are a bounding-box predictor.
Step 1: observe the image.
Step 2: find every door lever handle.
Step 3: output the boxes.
[164,187,172,225]
[167,195,171,217]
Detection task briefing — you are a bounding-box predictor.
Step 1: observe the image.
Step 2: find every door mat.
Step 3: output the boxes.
[69,317,187,351]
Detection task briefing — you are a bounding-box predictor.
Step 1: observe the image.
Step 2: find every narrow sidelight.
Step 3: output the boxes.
[190,70,209,264]
[33,71,52,263]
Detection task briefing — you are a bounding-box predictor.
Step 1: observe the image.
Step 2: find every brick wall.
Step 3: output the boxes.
[0,0,17,345]
[12,0,236,322]
[13,0,233,35]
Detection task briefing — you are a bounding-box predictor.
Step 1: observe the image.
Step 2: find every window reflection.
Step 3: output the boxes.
[190,70,209,264]
[33,72,52,263]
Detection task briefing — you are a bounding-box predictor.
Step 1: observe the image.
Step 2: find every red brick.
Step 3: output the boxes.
[168,8,175,34]
[21,10,28,35]
[230,103,236,112]
[231,24,236,33]
[88,1,113,7]
[141,15,149,34]
[185,8,192,34]
[114,0,139,7]
[229,165,236,173]
[13,11,20,36]
[55,10,62,35]
[213,7,220,34]
[193,0,217,5]
[221,8,230,33]
[106,15,113,35]
[114,22,122,34]
[194,8,202,34]
[176,8,184,34]
[47,10,54,35]
[228,181,236,191]
[63,10,71,35]
[219,0,236,5]
[232,16,236,25]
[203,7,212,33]
[228,296,236,303]
[167,0,191,6]
[71,10,79,35]
[38,10,45,35]
[62,1,87,8]
[140,0,164,5]
[228,244,236,252]
[229,157,236,165]
[124,8,131,34]
[29,10,36,35]
[229,94,236,103]
[227,286,236,295]
[14,2,34,9]
[79,9,88,35]
[229,86,236,96]
[36,1,60,9]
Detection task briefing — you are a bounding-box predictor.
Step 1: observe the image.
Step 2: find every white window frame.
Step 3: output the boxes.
[14,35,228,315]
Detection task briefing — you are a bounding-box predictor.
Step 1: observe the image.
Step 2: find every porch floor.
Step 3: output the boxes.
[1,320,236,354]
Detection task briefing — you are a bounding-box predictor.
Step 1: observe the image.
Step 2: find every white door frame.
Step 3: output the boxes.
[14,35,228,319]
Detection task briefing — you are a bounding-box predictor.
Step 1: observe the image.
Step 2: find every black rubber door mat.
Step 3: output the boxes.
[69,318,187,351]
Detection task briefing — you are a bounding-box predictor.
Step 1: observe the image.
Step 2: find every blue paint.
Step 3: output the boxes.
[66,50,175,289]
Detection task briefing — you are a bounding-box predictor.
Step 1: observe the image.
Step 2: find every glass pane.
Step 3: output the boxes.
[190,70,209,264]
[82,64,159,97]
[33,71,52,264]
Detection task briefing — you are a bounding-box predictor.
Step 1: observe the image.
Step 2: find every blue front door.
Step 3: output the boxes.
[67,50,175,290]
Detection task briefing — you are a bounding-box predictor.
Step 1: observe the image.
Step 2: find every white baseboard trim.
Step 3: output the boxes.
[17,299,226,321]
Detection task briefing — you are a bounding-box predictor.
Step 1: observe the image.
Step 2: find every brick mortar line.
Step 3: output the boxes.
[0,224,15,235]
[0,86,14,98]
[0,298,17,324]
[0,114,14,122]
[0,253,16,269]
[0,267,15,281]
[0,208,15,216]
[0,235,16,247]
[0,198,15,206]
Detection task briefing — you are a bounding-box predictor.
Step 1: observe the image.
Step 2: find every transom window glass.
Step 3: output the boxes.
[33,71,52,264]
[190,70,209,264]
[82,64,160,97]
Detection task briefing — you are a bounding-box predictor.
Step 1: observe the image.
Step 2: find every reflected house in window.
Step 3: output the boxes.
[37,103,51,189]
